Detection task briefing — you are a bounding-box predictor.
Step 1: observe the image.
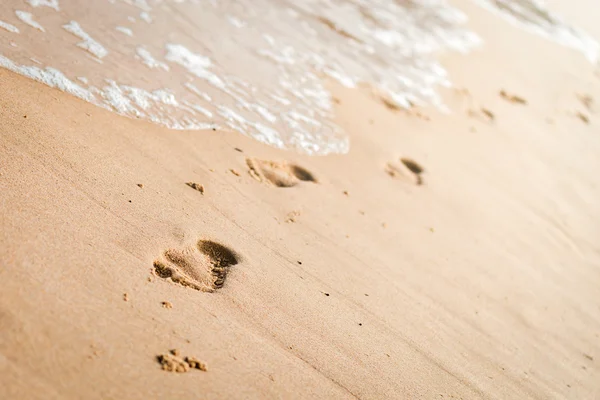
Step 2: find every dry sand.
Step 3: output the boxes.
[1,2,600,399]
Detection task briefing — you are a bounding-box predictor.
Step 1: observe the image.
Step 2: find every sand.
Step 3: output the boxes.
[1,2,600,399]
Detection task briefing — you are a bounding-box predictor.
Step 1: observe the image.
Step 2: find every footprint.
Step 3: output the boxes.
[499,89,527,105]
[246,158,317,187]
[153,239,239,292]
[386,157,425,185]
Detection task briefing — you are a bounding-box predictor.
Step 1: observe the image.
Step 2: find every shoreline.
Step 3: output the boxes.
[2,2,600,398]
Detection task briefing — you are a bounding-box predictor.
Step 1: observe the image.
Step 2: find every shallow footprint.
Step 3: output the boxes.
[246,158,317,187]
[153,239,239,292]
[386,157,425,185]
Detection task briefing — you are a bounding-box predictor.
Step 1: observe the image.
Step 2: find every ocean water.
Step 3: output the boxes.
[474,0,598,62]
[0,0,597,154]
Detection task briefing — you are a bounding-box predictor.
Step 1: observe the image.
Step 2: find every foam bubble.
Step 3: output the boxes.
[62,21,108,59]
[15,11,46,32]
[0,20,20,34]
[115,26,133,37]
[136,47,169,71]
[139,12,152,23]
[0,54,94,102]
[26,0,60,11]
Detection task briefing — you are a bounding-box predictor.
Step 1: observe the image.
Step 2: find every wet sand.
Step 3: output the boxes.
[1,2,600,399]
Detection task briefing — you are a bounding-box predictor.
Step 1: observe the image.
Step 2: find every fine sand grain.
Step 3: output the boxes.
[1,1,600,399]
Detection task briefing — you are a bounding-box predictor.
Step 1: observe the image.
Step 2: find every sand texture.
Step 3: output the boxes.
[1,2,600,399]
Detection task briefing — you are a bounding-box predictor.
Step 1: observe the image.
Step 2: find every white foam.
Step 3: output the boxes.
[100,80,140,116]
[185,102,213,118]
[227,16,246,29]
[0,20,19,34]
[1,0,596,155]
[472,0,599,62]
[115,26,133,37]
[135,47,169,71]
[62,21,108,59]
[26,0,60,11]
[185,83,212,102]
[139,12,152,23]
[165,44,225,89]
[126,0,151,11]
[0,55,94,102]
[15,11,45,32]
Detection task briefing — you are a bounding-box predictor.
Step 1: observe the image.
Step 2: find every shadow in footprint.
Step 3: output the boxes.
[386,157,425,185]
[246,158,317,187]
[153,239,239,292]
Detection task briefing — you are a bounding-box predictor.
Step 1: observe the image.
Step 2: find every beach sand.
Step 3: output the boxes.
[1,1,600,399]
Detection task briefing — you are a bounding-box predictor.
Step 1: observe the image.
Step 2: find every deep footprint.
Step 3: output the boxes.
[153,239,239,292]
[246,158,317,187]
[386,157,425,185]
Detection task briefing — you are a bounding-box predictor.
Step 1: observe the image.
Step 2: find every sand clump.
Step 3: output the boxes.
[158,349,207,373]
[185,182,205,194]
[285,211,301,223]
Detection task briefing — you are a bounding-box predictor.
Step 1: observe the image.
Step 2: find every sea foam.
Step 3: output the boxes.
[0,0,597,154]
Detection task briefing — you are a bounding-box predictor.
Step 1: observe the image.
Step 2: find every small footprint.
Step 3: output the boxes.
[386,157,425,185]
[499,90,527,105]
[153,239,239,292]
[246,158,317,187]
